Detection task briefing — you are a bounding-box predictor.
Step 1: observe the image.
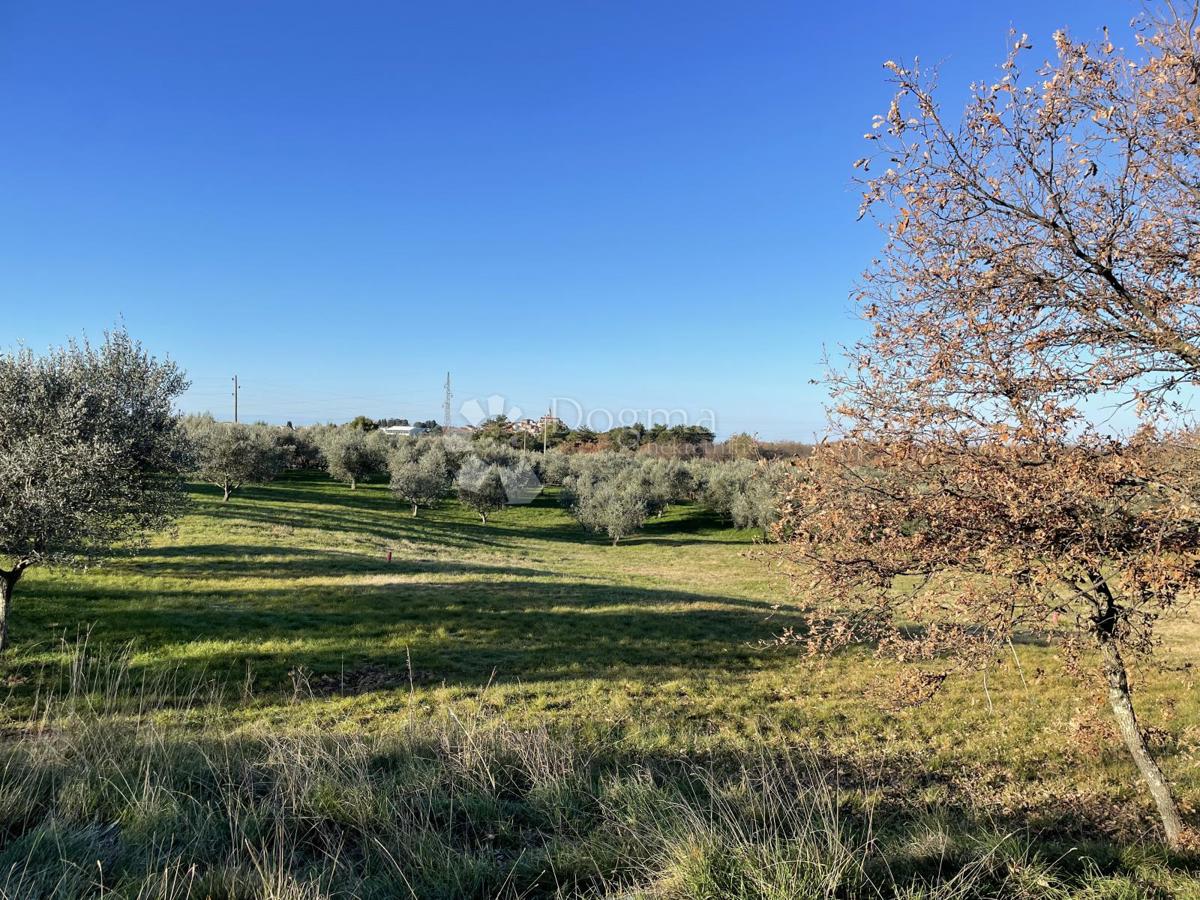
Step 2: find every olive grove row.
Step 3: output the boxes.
[182,416,792,542]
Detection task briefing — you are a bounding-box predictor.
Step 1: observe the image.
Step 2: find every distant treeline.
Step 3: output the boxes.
[338,414,812,461]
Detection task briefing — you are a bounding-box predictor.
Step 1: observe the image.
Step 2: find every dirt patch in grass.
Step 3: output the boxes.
[303,662,439,696]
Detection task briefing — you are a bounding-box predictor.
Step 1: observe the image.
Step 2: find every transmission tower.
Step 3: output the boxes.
[443,372,453,429]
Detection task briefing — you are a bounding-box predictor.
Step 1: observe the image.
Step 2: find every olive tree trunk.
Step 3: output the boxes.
[0,568,22,653]
[412,503,419,517]
[1099,635,1187,847]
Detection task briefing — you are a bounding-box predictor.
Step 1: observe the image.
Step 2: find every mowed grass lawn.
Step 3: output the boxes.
[2,470,1199,896]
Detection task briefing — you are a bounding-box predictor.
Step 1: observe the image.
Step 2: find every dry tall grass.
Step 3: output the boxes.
[2,643,1193,899]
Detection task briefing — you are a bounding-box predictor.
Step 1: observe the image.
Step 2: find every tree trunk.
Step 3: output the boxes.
[351,478,357,490]
[222,479,232,502]
[0,568,21,654]
[1099,636,1187,847]
[412,504,419,517]
[480,512,487,524]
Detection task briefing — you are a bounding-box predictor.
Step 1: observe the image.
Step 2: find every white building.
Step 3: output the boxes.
[379,423,428,438]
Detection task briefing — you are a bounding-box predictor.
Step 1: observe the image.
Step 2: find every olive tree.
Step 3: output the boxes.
[0,331,189,651]
[639,458,695,518]
[275,426,325,470]
[389,443,450,516]
[729,461,787,536]
[456,459,508,524]
[698,459,755,521]
[574,475,648,545]
[321,427,388,489]
[560,453,636,507]
[186,416,286,501]
[537,448,574,486]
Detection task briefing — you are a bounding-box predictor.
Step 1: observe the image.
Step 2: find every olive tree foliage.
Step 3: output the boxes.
[696,459,753,519]
[560,455,626,510]
[388,439,451,516]
[550,451,780,542]
[320,427,389,489]
[780,8,1200,849]
[559,453,637,507]
[574,477,648,545]
[471,441,521,467]
[558,454,649,543]
[185,416,287,501]
[451,447,542,522]
[536,448,574,486]
[275,427,325,470]
[729,463,789,534]
[696,459,788,534]
[640,458,696,518]
[497,455,543,505]
[455,459,509,524]
[0,331,190,651]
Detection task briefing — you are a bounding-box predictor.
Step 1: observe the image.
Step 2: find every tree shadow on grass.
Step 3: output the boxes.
[14,576,787,691]
[191,475,752,550]
[218,499,752,552]
[201,494,567,552]
[124,544,550,580]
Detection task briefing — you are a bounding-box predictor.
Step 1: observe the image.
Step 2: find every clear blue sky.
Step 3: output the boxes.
[0,0,1131,438]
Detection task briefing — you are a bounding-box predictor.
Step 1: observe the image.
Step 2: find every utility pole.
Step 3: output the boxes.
[543,407,549,454]
[232,375,239,423]
[442,372,453,429]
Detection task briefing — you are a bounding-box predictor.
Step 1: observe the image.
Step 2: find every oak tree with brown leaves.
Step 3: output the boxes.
[780,6,1200,848]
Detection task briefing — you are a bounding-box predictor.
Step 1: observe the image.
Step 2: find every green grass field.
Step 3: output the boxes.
[2,472,1198,898]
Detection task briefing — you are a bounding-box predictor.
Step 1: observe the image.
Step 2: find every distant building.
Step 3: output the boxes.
[379,423,428,438]
[514,413,565,436]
